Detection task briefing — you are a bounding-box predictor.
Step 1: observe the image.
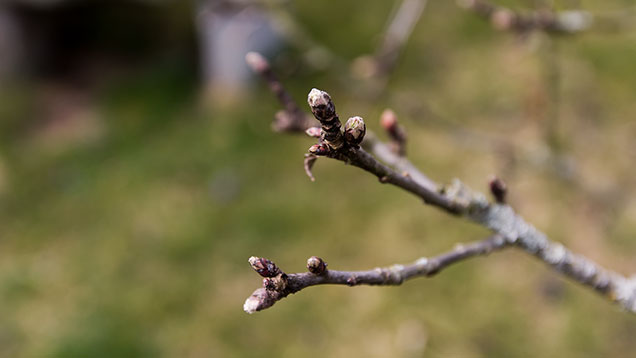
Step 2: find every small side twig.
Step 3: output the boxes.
[246,52,437,191]
[457,0,593,35]
[246,52,315,132]
[244,235,507,313]
[380,109,408,157]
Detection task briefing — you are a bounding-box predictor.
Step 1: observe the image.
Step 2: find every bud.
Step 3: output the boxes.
[380,109,398,133]
[307,256,327,275]
[489,176,507,204]
[245,52,270,74]
[305,126,322,138]
[248,256,280,277]
[344,116,366,147]
[308,143,330,156]
[307,88,336,122]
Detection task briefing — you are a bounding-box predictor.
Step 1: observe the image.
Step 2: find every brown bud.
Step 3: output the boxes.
[307,256,327,275]
[248,256,281,277]
[344,116,366,146]
[308,143,330,156]
[307,88,336,122]
[489,177,507,204]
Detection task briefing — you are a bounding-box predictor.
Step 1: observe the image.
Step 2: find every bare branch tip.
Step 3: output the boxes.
[244,288,274,314]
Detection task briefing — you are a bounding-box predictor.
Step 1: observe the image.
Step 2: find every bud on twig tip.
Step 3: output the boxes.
[307,256,327,275]
[307,88,336,122]
[245,52,269,73]
[380,109,398,132]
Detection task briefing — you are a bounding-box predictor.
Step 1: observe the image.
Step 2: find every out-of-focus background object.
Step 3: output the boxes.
[0,0,635,357]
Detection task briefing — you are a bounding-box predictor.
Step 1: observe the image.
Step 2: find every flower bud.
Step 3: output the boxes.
[307,88,336,122]
[344,116,366,146]
[248,256,280,277]
[307,256,327,275]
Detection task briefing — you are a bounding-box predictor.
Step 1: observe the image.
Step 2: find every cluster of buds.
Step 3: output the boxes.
[308,88,344,150]
[307,88,366,154]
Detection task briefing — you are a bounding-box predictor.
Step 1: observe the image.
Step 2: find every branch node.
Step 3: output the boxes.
[346,276,358,286]
[263,274,288,291]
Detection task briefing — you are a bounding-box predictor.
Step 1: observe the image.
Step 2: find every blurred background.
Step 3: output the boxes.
[0,0,635,356]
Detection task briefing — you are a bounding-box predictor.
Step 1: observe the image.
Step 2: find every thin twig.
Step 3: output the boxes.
[246,52,437,191]
[457,0,593,34]
[244,235,507,313]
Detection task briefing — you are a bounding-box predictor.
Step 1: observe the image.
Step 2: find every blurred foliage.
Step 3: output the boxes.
[0,0,635,357]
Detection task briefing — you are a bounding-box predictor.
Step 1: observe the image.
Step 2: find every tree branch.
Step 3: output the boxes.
[246,52,438,191]
[457,0,593,34]
[244,235,508,313]
[244,86,636,314]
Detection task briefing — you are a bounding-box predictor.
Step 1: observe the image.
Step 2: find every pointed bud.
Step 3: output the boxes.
[307,256,327,275]
[248,256,281,277]
[489,177,507,204]
[307,88,336,122]
[344,116,366,147]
